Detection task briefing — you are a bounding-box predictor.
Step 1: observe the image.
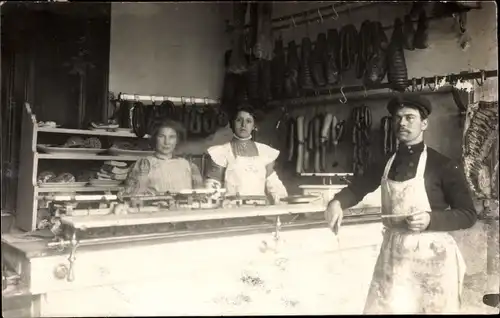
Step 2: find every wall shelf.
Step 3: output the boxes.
[38,126,149,138]
[36,153,143,161]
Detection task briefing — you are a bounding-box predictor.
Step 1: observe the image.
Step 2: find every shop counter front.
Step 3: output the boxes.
[2,203,385,316]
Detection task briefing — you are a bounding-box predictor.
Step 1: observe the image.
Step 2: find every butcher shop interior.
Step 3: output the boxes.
[1,1,499,316]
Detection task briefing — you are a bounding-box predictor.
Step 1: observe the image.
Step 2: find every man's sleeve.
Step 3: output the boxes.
[426,162,477,231]
[333,159,386,209]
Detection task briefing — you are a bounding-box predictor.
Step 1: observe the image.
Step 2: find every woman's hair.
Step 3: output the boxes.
[149,118,187,148]
[229,104,263,131]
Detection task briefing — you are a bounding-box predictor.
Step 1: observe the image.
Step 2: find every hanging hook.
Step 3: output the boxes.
[291,16,297,28]
[362,85,368,98]
[151,96,156,106]
[331,4,339,20]
[339,87,348,104]
[417,77,425,92]
[318,8,323,24]
[428,76,438,91]
[411,78,417,92]
[475,70,486,87]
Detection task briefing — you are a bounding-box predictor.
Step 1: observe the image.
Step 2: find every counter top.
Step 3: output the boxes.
[60,203,326,229]
[1,211,383,260]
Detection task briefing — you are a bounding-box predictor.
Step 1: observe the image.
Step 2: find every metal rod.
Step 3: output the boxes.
[269,69,498,106]
[300,173,354,177]
[274,3,376,33]
[118,93,220,106]
[226,2,353,33]
[277,6,482,51]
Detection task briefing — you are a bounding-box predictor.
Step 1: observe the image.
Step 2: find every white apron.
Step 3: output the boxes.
[364,146,467,314]
[224,147,267,197]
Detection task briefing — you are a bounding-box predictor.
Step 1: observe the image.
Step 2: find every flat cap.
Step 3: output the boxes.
[387,94,432,118]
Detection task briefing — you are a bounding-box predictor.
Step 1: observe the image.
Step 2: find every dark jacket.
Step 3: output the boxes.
[334,142,477,231]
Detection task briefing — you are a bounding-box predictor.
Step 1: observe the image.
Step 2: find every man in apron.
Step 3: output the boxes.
[325,94,477,314]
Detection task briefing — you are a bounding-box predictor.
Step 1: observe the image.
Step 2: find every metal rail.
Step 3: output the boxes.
[118,93,220,106]
[268,69,498,106]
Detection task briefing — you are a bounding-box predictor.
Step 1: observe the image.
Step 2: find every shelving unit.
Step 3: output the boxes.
[16,103,205,231]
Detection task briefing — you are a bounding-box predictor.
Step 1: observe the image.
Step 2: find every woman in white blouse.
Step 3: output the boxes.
[204,106,288,204]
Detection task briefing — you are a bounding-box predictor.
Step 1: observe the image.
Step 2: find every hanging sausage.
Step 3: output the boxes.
[299,37,314,90]
[295,116,305,174]
[311,33,328,87]
[387,18,409,92]
[284,41,300,98]
[325,29,340,86]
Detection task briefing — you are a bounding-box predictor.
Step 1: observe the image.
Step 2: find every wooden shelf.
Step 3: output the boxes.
[36,153,141,161]
[36,186,122,193]
[37,126,150,138]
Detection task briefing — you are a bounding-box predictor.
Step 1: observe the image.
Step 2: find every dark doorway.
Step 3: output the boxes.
[1,2,111,214]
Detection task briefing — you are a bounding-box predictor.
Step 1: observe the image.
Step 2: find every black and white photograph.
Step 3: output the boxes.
[1,1,498,316]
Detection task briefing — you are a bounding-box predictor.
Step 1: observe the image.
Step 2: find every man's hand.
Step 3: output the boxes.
[406,211,431,232]
[325,200,344,234]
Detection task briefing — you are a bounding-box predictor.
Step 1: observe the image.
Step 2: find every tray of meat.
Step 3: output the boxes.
[37,172,85,187]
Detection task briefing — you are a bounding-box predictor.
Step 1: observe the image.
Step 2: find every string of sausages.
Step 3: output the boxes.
[124,101,229,138]
[351,105,372,176]
[286,113,345,174]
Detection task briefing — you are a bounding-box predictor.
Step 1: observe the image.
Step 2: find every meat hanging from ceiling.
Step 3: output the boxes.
[462,100,499,199]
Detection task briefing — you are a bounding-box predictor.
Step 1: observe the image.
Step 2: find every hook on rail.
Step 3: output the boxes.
[475,70,486,87]
[291,16,297,28]
[331,4,339,20]
[428,76,438,91]
[411,78,417,92]
[362,85,368,98]
[417,77,425,92]
[339,87,348,104]
[318,8,323,24]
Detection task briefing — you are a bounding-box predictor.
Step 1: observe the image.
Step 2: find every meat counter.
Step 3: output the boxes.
[1,202,385,317]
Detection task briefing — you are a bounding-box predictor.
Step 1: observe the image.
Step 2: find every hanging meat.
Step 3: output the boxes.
[403,15,416,51]
[311,33,328,87]
[387,18,409,92]
[246,61,260,101]
[299,37,314,90]
[462,101,499,199]
[364,22,388,87]
[381,116,397,155]
[339,24,358,77]
[284,41,300,98]
[356,20,373,80]
[325,29,340,86]
[271,37,286,100]
[259,59,272,103]
[251,3,274,61]
[414,11,429,49]
[295,115,305,174]
[228,3,249,74]
[351,105,372,176]
[320,113,334,172]
[286,119,296,162]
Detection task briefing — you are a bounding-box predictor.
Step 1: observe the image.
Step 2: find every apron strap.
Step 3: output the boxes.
[415,145,427,178]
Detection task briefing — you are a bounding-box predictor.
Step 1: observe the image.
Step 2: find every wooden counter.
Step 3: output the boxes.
[2,204,385,316]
